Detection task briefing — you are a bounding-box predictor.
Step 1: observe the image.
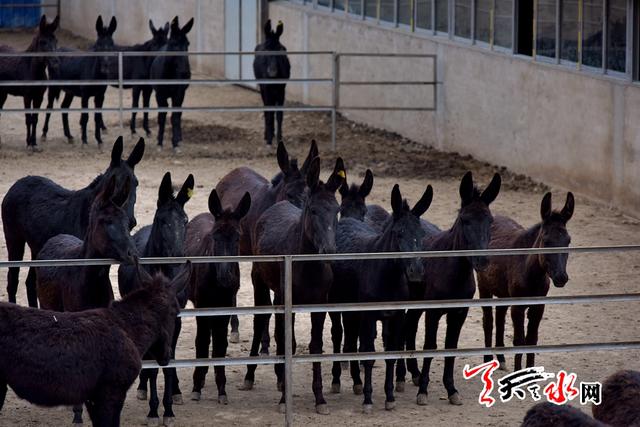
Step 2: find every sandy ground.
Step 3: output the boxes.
[1,29,640,426]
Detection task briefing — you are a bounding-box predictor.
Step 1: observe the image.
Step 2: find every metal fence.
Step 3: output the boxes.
[2,244,640,426]
[0,50,438,150]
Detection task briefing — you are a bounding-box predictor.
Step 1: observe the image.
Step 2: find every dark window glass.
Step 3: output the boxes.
[365,0,378,18]
[495,0,513,48]
[455,0,471,38]
[318,0,331,7]
[607,0,626,72]
[561,0,579,62]
[536,0,556,58]
[334,0,346,10]
[348,0,363,14]
[475,0,491,43]
[380,0,395,21]
[582,0,603,67]
[399,0,412,24]
[436,0,449,32]
[417,0,433,29]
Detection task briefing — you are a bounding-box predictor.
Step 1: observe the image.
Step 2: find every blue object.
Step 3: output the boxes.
[0,0,42,28]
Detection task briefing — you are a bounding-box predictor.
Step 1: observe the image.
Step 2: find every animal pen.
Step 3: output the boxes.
[2,244,640,426]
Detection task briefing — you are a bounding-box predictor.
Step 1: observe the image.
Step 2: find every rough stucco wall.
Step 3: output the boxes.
[59,0,225,74]
[269,1,640,215]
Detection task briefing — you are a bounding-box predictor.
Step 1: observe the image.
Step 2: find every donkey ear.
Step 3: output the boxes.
[540,192,552,221]
[264,19,272,36]
[135,259,154,287]
[391,184,403,215]
[149,19,157,35]
[208,189,224,220]
[276,140,290,175]
[233,192,252,220]
[181,18,194,35]
[300,139,318,176]
[170,261,192,295]
[163,22,170,34]
[359,169,374,198]
[306,157,321,190]
[95,15,104,35]
[326,157,346,193]
[561,192,575,223]
[158,172,173,207]
[412,185,433,218]
[275,21,284,38]
[175,174,195,206]
[49,16,60,32]
[170,16,180,34]
[459,171,474,206]
[110,136,124,166]
[339,181,349,199]
[107,16,117,36]
[39,15,47,33]
[480,173,501,206]
[111,176,131,208]
[126,137,145,168]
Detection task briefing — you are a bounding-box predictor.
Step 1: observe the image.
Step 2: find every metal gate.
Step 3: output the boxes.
[224,0,259,88]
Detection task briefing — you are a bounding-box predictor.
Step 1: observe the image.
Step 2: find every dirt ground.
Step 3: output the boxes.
[1,29,640,426]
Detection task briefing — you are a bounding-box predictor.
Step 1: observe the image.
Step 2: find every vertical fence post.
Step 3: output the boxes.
[284,255,294,427]
[117,51,124,130]
[331,52,339,151]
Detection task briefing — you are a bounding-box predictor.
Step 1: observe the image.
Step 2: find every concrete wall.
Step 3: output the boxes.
[59,0,226,74]
[270,1,640,215]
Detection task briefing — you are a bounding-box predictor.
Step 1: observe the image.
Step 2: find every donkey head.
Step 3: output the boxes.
[167,16,193,76]
[149,20,170,50]
[537,192,574,287]
[34,15,60,74]
[456,171,501,272]
[104,136,145,230]
[339,169,373,221]
[302,157,345,254]
[261,20,288,78]
[272,139,318,208]
[136,261,192,366]
[208,189,251,289]
[94,16,118,78]
[87,173,138,265]
[152,172,194,277]
[389,184,432,282]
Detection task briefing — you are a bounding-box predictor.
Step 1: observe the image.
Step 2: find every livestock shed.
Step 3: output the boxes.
[51,0,640,216]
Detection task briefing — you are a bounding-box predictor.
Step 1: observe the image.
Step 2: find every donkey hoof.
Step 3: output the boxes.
[238,380,254,391]
[330,383,341,394]
[362,404,373,414]
[278,403,286,414]
[218,395,229,405]
[190,391,201,401]
[277,382,283,392]
[395,381,405,393]
[353,384,363,395]
[448,392,463,406]
[316,403,330,415]
[385,400,396,411]
[162,416,175,427]
[417,393,428,406]
[172,394,183,405]
[412,376,420,387]
[136,389,148,400]
[145,417,160,426]
[229,331,240,343]
[340,361,349,370]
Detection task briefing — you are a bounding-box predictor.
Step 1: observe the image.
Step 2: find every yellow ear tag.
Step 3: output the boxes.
[337,170,346,179]
[278,20,283,26]
[187,188,194,199]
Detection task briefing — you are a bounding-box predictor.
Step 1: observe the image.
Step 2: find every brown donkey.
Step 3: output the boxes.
[0,264,191,427]
[477,192,574,371]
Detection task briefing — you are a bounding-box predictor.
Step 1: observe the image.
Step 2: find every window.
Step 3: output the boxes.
[560,0,579,62]
[537,0,557,58]
[436,0,449,32]
[517,0,534,55]
[365,0,378,18]
[455,0,472,38]
[348,0,363,14]
[607,0,626,72]
[475,0,492,43]
[399,0,413,24]
[380,0,396,21]
[495,0,513,48]
[334,0,346,11]
[416,0,433,29]
[318,0,331,7]
[582,0,603,68]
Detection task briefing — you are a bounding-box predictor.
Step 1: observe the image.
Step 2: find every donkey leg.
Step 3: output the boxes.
[525,304,545,368]
[5,234,25,304]
[170,91,185,147]
[213,315,231,404]
[156,95,168,147]
[417,309,441,405]
[31,94,44,147]
[276,86,285,143]
[130,86,141,135]
[329,311,343,393]
[359,313,376,413]
[72,405,83,424]
[192,316,211,400]
[383,314,404,410]
[511,305,527,372]
[480,290,494,364]
[274,310,286,411]
[495,305,509,367]
[23,97,33,148]
[229,315,240,343]
[160,366,176,425]
[25,266,38,308]
[60,92,75,142]
[146,368,161,425]
[442,308,469,405]
[142,87,153,136]
[263,110,275,145]
[242,274,271,389]
[310,311,328,413]
[137,369,149,400]
[171,317,183,401]
[94,93,105,146]
[404,308,423,385]
[79,96,89,145]
[343,311,362,394]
